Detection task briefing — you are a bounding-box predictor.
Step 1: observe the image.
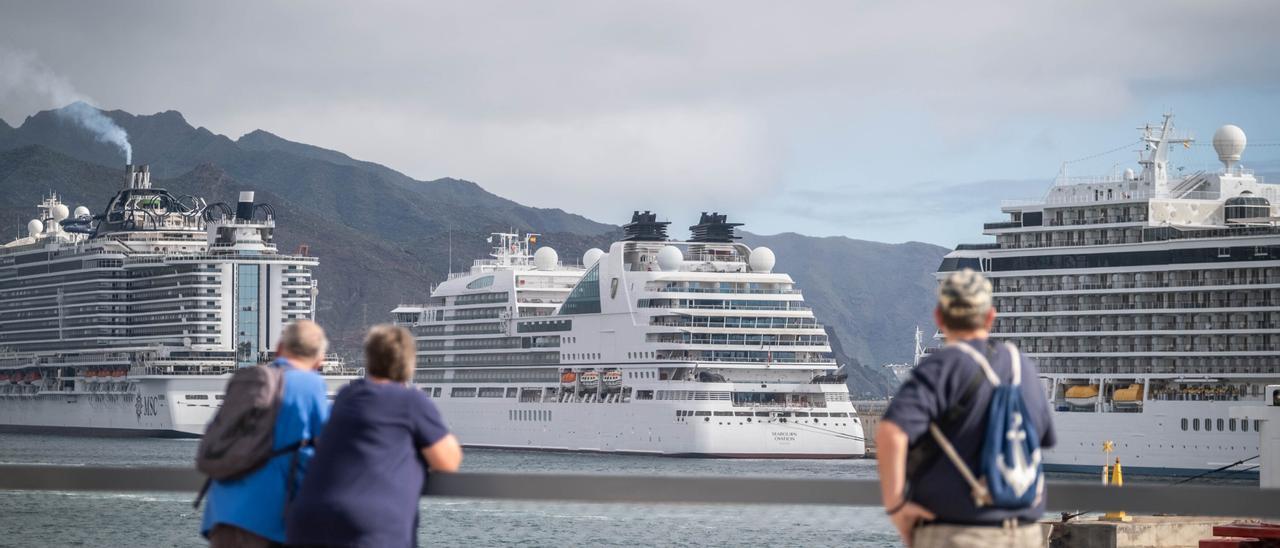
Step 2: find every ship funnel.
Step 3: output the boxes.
[235,191,256,221]
[125,164,152,189]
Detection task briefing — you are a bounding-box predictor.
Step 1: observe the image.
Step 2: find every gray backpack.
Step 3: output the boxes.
[193,364,307,508]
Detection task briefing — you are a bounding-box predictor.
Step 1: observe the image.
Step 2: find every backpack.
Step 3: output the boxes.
[192,362,311,508]
[923,342,1044,509]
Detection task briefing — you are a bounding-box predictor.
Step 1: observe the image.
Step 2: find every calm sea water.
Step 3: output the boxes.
[0,433,898,547]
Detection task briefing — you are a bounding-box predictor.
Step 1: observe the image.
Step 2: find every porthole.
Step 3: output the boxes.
[1193,419,1200,431]
[1181,418,1188,431]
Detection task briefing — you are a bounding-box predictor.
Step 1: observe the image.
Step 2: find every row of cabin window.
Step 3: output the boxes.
[627,352,655,360]
[1180,417,1261,432]
[628,371,655,379]
[565,353,599,360]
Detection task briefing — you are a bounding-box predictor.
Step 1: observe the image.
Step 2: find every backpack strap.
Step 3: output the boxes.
[949,341,1001,386]
[924,341,1006,508]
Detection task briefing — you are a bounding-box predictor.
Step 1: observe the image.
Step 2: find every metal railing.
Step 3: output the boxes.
[1,465,1279,519]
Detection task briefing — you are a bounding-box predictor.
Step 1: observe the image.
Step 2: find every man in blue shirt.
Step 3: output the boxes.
[877,270,1056,548]
[202,320,332,548]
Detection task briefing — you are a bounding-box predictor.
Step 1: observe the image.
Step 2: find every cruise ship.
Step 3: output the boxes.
[938,115,1279,475]
[0,165,350,436]
[392,213,865,458]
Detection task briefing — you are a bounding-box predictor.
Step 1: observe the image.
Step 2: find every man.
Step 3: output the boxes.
[201,320,331,548]
[877,269,1056,548]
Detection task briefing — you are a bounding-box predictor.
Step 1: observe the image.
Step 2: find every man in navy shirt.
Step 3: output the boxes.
[877,269,1055,548]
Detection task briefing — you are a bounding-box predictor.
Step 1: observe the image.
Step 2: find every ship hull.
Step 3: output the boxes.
[1043,399,1264,476]
[0,375,354,438]
[425,386,867,459]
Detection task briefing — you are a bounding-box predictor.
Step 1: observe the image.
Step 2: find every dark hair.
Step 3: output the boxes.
[937,305,989,331]
[364,325,415,383]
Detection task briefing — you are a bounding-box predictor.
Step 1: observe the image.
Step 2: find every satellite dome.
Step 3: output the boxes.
[582,248,605,267]
[27,219,43,236]
[1123,168,1135,181]
[51,204,70,222]
[533,246,558,270]
[656,245,683,272]
[1213,124,1247,169]
[73,206,90,218]
[749,246,776,273]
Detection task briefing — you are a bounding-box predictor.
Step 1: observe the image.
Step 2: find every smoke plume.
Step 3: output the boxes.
[0,48,132,163]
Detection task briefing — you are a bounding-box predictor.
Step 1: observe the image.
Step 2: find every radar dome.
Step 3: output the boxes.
[51,204,69,222]
[1123,168,1135,181]
[749,246,776,273]
[73,206,90,218]
[1213,124,1247,169]
[533,246,559,270]
[27,219,43,236]
[656,245,683,272]
[582,248,605,267]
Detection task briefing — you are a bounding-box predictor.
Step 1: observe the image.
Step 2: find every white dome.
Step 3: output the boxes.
[73,206,90,218]
[749,246,776,273]
[51,204,70,222]
[656,245,683,272]
[1123,168,1135,181]
[1213,124,1247,168]
[533,246,559,270]
[582,248,605,267]
[27,219,43,236]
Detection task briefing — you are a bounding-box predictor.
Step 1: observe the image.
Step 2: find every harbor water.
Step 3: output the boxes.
[0,432,898,547]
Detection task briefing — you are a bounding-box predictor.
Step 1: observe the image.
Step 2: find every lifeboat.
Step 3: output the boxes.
[560,371,577,385]
[112,369,125,378]
[1064,384,1099,407]
[1112,384,1144,408]
[601,370,623,390]
[0,374,8,383]
[578,371,599,389]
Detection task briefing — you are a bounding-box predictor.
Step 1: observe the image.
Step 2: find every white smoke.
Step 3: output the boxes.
[0,48,132,163]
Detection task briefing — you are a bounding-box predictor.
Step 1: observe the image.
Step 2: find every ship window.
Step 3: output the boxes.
[694,411,711,416]
[636,390,653,400]
[451,387,477,398]
[559,264,602,315]
[1243,420,1249,432]
[432,387,442,398]
[466,276,495,290]
[1181,418,1188,431]
[1256,420,1262,432]
[1217,419,1224,431]
[1205,417,1212,430]
[714,411,734,416]
[1230,419,1237,431]
[1193,418,1200,431]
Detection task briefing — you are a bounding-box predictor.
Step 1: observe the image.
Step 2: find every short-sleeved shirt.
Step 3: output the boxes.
[883,338,1056,525]
[201,359,331,542]
[286,379,451,548]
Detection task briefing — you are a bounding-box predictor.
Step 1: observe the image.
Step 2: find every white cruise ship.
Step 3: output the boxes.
[938,114,1279,475]
[0,165,350,437]
[393,213,865,458]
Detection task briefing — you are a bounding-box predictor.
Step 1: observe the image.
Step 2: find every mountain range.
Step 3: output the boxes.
[0,104,950,397]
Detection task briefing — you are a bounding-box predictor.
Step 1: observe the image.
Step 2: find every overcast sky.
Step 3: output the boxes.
[2,1,1280,246]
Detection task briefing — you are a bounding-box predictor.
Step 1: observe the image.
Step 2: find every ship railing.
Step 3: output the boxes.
[2,464,1279,525]
[995,276,1280,294]
[1002,301,1277,313]
[649,287,803,295]
[996,323,1276,334]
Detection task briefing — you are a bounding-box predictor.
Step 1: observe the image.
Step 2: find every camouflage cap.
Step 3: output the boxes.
[937,268,993,319]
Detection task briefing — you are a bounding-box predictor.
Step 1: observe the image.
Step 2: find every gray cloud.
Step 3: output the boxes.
[1,1,1278,240]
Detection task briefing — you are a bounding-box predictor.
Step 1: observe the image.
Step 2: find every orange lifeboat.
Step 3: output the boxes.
[560,372,577,385]
[601,370,622,389]
[112,369,125,378]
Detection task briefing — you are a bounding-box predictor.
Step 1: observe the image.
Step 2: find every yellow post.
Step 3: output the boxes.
[1102,457,1131,522]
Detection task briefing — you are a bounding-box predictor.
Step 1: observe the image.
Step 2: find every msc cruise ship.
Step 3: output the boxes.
[393,213,865,458]
[939,115,1279,474]
[0,165,348,436]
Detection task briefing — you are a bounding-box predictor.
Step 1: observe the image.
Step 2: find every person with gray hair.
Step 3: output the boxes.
[876,269,1056,547]
[201,320,333,547]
